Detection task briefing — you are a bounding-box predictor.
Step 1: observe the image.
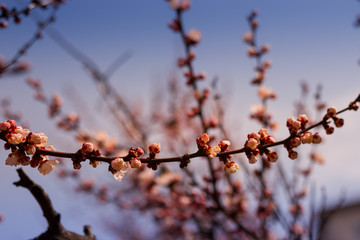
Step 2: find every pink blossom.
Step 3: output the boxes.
[293,120,302,131]
[187,29,202,44]
[8,120,16,128]
[81,142,94,154]
[300,132,313,144]
[112,162,130,181]
[135,147,144,157]
[258,85,276,100]
[248,132,261,141]
[225,161,239,174]
[206,145,221,158]
[25,144,36,155]
[6,133,25,145]
[265,136,276,144]
[130,158,142,168]
[0,121,10,131]
[286,117,295,128]
[196,133,210,147]
[219,140,231,151]
[38,159,59,175]
[28,132,48,147]
[248,155,258,164]
[111,157,125,171]
[246,138,258,150]
[5,150,22,166]
[297,114,309,124]
[14,126,30,138]
[259,128,269,139]
[242,32,253,44]
[149,143,161,154]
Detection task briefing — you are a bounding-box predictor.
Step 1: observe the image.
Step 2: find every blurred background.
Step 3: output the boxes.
[0,0,360,239]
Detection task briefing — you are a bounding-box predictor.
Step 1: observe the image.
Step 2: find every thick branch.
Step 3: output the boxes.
[13,168,96,240]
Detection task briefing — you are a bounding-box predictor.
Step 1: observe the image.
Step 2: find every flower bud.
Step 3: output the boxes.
[81,142,94,154]
[0,121,11,131]
[297,114,309,124]
[111,157,125,171]
[130,158,142,168]
[326,107,337,118]
[267,151,278,162]
[312,133,322,144]
[325,126,334,135]
[290,137,301,148]
[300,132,313,144]
[187,29,202,44]
[248,154,257,164]
[246,138,259,150]
[288,150,298,160]
[334,117,344,128]
[149,143,161,154]
[225,161,239,174]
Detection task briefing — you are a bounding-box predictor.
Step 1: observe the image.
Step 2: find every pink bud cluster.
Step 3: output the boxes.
[0,2,63,29]
[245,10,278,133]
[168,5,206,88]
[196,134,238,173]
[218,140,238,174]
[285,114,322,159]
[243,10,272,85]
[244,128,278,164]
[322,107,344,135]
[196,133,218,158]
[72,142,101,169]
[0,120,58,175]
[286,114,308,134]
[127,147,144,169]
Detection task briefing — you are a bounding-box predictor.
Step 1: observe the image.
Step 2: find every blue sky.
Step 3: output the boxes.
[1,0,360,239]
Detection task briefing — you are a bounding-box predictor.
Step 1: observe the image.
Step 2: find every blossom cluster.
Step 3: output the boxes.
[285,114,322,159]
[0,120,58,175]
[322,107,344,135]
[0,1,64,29]
[196,133,237,173]
[244,128,278,164]
[108,144,160,181]
[243,10,272,85]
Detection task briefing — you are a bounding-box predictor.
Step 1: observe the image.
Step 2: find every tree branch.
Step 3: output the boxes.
[13,168,96,240]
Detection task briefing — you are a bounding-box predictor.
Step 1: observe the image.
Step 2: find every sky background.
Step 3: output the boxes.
[1,0,360,239]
